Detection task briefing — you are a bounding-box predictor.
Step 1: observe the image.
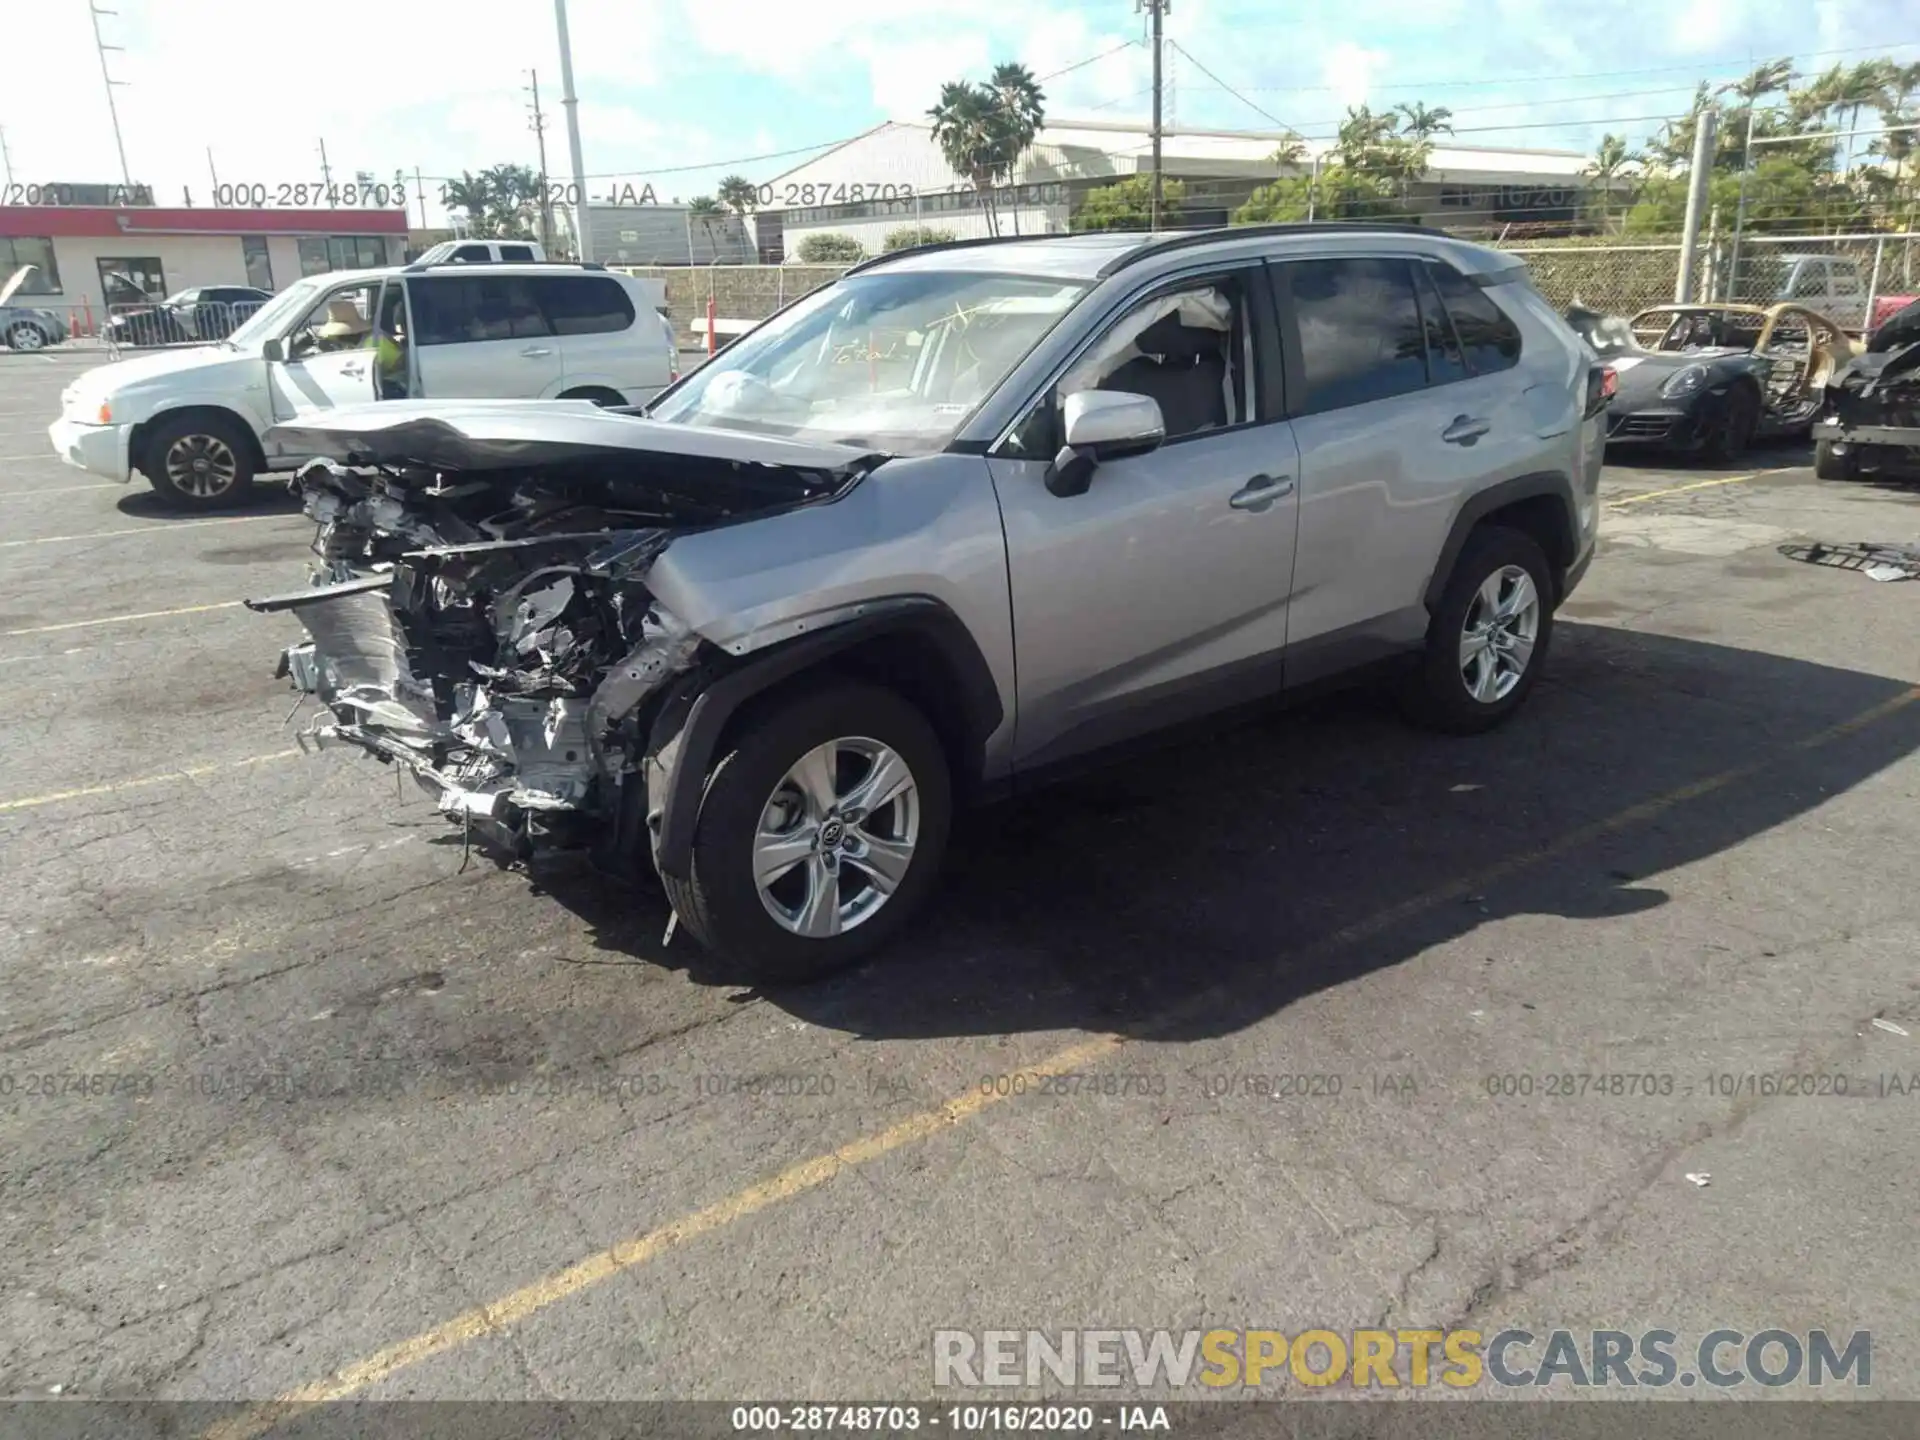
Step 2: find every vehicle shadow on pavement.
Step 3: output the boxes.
[538,620,1920,1041]
[114,486,304,520]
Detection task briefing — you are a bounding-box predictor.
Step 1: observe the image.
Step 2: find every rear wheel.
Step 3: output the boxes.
[557,386,628,408]
[661,681,952,983]
[6,321,48,351]
[140,413,257,510]
[1401,525,1554,735]
[1814,438,1858,481]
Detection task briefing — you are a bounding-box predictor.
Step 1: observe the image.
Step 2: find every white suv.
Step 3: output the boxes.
[48,262,676,508]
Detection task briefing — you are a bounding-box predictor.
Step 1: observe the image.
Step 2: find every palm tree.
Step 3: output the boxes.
[687,196,727,260]
[481,162,541,237]
[1395,101,1454,142]
[1732,59,1795,107]
[929,80,1000,231]
[1269,131,1309,169]
[1583,133,1644,232]
[442,171,492,236]
[928,65,1047,236]
[716,174,759,218]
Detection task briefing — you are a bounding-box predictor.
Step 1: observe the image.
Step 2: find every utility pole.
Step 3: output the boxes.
[553,0,593,261]
[318,138,333,192]
[1727,103,1757,303]
[415,165,429,231]
[527,70,555,253]
[1676,109,1716,302]
[1140,0,1168,228]
[89,2,133,187]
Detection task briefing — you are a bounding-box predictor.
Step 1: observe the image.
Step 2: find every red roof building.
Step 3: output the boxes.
[0,205,411,320]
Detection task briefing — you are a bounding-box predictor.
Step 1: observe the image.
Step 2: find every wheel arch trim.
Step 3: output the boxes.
[649,597,1003,881]
[1422,471,1578,611]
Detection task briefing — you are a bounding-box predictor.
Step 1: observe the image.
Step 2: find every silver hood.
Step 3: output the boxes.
[267,400,884,475]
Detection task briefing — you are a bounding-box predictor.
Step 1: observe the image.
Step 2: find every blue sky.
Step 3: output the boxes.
[10,0,1920,226]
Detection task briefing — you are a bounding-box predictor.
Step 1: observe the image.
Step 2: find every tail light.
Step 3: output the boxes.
[1584,363,1616,419]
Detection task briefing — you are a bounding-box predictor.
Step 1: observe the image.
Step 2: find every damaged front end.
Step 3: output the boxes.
[247,405,875,863]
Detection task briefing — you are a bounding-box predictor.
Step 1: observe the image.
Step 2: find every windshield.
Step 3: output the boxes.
[648,270,1087,453]
[226,280,324,348]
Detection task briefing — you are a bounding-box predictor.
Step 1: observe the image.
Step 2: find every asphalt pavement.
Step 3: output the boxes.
[2,347,1918,1419]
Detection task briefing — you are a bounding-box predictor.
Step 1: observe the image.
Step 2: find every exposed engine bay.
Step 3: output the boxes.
[247,406,877,863]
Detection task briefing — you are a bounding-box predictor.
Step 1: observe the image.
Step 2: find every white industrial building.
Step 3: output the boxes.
[757,119,1598,260]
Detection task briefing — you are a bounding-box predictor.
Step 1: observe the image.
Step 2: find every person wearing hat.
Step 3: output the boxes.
[313,298,372,354]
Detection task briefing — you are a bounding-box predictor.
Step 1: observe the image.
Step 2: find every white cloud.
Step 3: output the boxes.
[8,0,658,223]
[1321,42,1388,111]
[1673,0,1737,53]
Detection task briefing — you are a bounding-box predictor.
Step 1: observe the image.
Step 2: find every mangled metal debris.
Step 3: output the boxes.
[1778,540,1920,582]
[245,404,879,863]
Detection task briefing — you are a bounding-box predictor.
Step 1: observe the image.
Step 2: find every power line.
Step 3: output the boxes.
[1166,40,1298,133]
[1037,39,1139,84]
[1232,39,1920,95]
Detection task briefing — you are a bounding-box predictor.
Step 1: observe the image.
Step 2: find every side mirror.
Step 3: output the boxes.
[262,338,286,363]
[1045,390,1166,497]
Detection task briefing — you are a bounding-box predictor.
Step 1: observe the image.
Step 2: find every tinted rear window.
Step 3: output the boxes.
[532,276,635,335]
[408,276,552,344]
[1283,257,1428,413]
[498,244,536,261]
[1426,262,1522,374]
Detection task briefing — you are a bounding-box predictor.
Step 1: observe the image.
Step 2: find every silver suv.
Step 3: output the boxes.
[252,224,1605,980]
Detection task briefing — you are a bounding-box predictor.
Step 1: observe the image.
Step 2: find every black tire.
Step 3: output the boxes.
[5,321,49,351]
[1814,437,1857,482]
[661,680,952,983]
[1401,525,1555,735]
[558,386,628,407]
[1702,384,1759,462]
[139,412,257,510]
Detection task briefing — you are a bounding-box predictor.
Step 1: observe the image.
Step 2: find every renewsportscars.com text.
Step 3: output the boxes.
[932,1327,1871,1390]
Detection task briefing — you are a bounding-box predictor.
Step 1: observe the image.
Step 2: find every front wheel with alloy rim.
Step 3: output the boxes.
[1401,525,1555,734]
[661,681,952,983]
[6,322,48,351]
[140,413,256,509]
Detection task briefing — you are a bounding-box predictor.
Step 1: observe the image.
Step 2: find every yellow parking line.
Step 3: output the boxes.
[0,750,299,814]
[3,599,245,637]
[0,514,295,548]
[1607,466,1793,508]
[200,683,1920,1440]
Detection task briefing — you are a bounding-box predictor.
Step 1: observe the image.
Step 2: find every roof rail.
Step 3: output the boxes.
[1093,221,1450,277]
[402,259,607,274]
[840,232,1097,276]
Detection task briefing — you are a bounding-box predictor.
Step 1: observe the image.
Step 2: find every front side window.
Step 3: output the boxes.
[286,282,380,360]
[1004,276,1258,457]
[1283,257,1427,414]
[408,276,552,345]
[1426,263,1522,374]
[499,244,536,261]
[649,269,1087,454]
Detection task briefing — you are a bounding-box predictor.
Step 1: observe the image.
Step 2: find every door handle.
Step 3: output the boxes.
[520,346,555,357]
[1228,474,1295,511]
[339,363,366,378]
[1442,415,1491,446]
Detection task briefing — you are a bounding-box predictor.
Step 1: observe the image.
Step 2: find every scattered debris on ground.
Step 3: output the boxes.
[1779,540,1920,582]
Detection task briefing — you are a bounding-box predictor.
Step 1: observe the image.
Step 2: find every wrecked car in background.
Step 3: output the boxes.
[1590,302,1861,453]
[1811,297,1920,481]
[1568,304,1773,460]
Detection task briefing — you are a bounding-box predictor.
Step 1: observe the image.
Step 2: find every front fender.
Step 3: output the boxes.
[643,599,1003,881]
